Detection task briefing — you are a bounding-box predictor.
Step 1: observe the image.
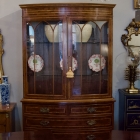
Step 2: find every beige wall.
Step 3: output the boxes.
[0,0,137,131]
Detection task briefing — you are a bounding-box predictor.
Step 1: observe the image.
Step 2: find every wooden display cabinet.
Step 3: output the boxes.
[20,3,115,137]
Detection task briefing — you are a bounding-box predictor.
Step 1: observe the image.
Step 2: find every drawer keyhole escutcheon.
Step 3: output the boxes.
[40,107,49,113]
[87,135,95,140]
[87,107,96,113]
[87,120,96,126]
[40,120,49,126]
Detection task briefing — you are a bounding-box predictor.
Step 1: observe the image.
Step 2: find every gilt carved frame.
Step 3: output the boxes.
[121,18,140,47]
[121,18,140,63]
[0,29,4,84]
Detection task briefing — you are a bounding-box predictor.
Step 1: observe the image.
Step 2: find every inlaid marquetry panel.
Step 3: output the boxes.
[24,115,112,128]
[20,3,114,18]
[69,104,112,115]
[24,104,67,115]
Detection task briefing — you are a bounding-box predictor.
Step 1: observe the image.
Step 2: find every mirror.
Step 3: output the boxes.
[128,34,140,46]
[0,29,4,84]
[121,18,140,56]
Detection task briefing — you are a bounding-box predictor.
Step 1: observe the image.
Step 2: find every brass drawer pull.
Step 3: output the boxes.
[40,120,49,126]
[87,135,95,140]
[87,107,96,113]
[87,120,96,126]
[40,107,49,113]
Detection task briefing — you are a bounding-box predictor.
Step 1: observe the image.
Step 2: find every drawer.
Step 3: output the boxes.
[69,104,112,115]
[24,115,112,128]
[0,113,6,125]
[53,131,110,140]
[126,99,140,111]
[21,129,110,140]
[126,113,140,127]
[23,104,67,115]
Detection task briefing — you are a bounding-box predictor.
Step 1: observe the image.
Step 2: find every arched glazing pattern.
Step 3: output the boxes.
[26,21,64,96]
[71,21,109,96]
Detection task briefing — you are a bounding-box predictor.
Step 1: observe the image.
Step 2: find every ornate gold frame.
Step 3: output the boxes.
[121,18,140,47]
[0,29,4,84]
[121,19,140,93]
[134,0,140,9]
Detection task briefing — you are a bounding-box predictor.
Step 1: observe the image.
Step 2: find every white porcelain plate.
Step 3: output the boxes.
[88,54,106,72]
[60,57,77,71]
[28,54,44,72]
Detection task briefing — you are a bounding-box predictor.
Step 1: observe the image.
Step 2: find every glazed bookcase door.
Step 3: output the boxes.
[67,18,112,99]
[24,18,67,99]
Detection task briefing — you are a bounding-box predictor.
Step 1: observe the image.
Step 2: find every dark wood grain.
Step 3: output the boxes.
[0,103,16,112]
[0,103,16,133]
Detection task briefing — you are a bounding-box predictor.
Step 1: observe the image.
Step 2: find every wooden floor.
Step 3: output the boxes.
[1,130,140,140]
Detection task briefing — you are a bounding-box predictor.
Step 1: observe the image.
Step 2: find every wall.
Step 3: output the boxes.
[0,0,137,131]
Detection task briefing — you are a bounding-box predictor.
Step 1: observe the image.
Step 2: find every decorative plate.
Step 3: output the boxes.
[28,54,44,72]
[60,57,78,71]
[88,54,106,72]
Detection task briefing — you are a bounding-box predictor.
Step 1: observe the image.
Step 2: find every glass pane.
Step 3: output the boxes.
[71,21,108,95]
[100,22,108,94]
[26,24,34,94]
[26,21,63,95]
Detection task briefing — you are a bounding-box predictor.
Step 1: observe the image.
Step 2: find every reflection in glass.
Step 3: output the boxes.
[101,22,108,93]
[72,24,92,42]
[27,25,34,55]
[29,26,34,45]
[128,34,140,46]
[101,44,108,56]
[45,24,62,42]
[94,21,107,30]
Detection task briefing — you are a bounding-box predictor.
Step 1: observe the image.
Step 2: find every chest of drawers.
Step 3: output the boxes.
[22,99,114,136]
[0,103,16,132]
[119,89,140,131]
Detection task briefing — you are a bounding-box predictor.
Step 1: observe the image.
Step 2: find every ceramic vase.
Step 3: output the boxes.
[0,76,10,105]
[2,76,8,84]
